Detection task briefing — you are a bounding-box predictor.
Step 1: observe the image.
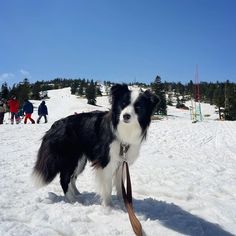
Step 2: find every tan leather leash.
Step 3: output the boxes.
[120,144,143,236]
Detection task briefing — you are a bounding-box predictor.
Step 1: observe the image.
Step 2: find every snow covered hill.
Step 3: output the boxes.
[0,88,236,236]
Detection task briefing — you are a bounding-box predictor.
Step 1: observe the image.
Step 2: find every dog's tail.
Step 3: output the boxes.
[32,138,59,188]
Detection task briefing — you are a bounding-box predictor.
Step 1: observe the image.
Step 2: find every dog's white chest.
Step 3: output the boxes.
[109,140,141,168]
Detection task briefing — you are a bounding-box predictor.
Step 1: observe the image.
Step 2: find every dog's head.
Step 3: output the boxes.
[110,84,159,144]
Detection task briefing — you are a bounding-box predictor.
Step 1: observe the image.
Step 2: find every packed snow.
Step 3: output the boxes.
[0,87,236,236]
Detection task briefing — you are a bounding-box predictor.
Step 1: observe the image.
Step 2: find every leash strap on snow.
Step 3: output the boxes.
[122,161,143,236]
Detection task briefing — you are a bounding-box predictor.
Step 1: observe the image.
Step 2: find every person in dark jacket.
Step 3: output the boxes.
[23,100,35,124]
[37,101,48,124]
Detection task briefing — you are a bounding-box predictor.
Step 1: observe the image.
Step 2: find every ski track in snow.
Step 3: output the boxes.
[0,87,236,236]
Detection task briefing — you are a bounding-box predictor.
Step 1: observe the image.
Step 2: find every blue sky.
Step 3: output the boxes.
[0,0,236,86]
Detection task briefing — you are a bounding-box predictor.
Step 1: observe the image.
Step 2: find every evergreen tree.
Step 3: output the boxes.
[78,79,86,96]
[95,83,102,96]
[11,78,31,106]
[213,82,225,119]
[31,81,41,100]
[151,75,167,115]
[176,82,185,96]
[225,81,236,120]
[186,80,194,98]
[206,83,215,105]
[71,79,81,95]
[0,82,10,99]
[176,95,181,108]
[71,82,77,95]
[85,80,96,105]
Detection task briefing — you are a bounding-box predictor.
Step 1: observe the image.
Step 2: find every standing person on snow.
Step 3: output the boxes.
[7,96,19,124]
[37,101,48,124]
[0,100,7,124]
[23,99,35,124]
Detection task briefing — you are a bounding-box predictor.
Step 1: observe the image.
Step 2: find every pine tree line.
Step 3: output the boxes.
[0,78,102,106]
[0,77,235,120]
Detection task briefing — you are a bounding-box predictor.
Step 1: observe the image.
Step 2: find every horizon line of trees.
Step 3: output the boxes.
[0,77,235,120]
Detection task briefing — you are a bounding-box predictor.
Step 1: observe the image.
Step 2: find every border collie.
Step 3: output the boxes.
[32,84,158,205]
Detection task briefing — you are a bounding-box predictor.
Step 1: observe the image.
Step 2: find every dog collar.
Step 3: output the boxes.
[119,143,130,162]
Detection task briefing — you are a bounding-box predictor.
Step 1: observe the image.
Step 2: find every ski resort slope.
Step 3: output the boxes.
[0,88,236,236]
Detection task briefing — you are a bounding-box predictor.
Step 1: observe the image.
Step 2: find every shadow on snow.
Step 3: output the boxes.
[133,197,233,236]
[46,192,234,236]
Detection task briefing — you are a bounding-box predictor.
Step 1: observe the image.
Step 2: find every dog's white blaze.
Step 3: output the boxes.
[117,90,142,144]
[130,89,140,104]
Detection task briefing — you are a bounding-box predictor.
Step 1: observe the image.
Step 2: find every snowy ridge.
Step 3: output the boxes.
[0,88,236,235]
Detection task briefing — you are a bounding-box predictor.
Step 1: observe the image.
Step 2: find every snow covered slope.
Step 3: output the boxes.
[0,88,236,236]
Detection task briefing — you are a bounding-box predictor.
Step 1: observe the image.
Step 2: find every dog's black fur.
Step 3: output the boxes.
[32,84,158,205]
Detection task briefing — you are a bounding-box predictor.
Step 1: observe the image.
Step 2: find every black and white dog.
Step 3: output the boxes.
[32,84,158,205]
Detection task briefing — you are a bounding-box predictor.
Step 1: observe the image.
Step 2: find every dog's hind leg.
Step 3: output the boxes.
[60,169,76,203]
[70,175,80,196]
[60,156,87,203]
[70,155,87,196]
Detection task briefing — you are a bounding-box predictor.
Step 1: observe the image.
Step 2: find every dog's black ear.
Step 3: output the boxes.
[144,90,160,107]
[110,84,129,103]
[110,84,129,96]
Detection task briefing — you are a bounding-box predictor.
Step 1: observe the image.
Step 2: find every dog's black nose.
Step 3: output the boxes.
[123,113,131,122]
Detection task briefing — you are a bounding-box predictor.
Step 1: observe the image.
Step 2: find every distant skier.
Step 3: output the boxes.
[0,99,7,124]
[23,99,35,124]
[37,101,48,124]
[7,96,19,124]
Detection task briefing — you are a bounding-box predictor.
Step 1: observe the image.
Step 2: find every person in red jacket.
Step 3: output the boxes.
[7,96,19,124]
